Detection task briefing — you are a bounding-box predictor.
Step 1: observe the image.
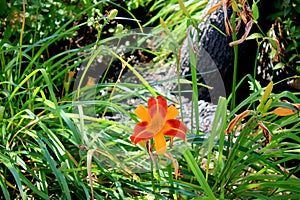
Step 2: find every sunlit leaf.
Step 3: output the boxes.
[252,1,259,20]
[246,33,264,40]
[263,98,273,113]
[231,0,239,12]
[257,81,273,112]
[178,0,191,18]
[273,62,285,70]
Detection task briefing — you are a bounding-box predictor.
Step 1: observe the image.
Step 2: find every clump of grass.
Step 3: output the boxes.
[1,0,300,199]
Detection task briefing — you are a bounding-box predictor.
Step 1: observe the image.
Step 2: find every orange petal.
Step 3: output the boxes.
[148,96,167,119]
[135,105,150,122]
[154,131,167,155]
[131,121,154,144]
[166,105,179,120]
[163,119,187,141]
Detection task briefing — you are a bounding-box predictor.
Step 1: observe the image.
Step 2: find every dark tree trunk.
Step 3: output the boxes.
[180,0,274,104]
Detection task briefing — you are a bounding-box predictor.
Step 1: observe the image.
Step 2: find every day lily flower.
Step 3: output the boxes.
[130,96,188,155]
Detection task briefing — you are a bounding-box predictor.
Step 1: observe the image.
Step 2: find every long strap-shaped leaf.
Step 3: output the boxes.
[183,148,216,199]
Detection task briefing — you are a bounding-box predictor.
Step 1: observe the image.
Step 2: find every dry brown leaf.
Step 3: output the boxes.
[271,107,298,116]
[229,21,253,46]
[225,110,251,134]
[258,122,271,145]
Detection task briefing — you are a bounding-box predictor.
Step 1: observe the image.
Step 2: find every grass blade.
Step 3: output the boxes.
[183,148,216,199]
[37,137,71,200]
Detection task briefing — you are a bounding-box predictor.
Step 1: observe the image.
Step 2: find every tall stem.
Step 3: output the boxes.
[230,12,238,110]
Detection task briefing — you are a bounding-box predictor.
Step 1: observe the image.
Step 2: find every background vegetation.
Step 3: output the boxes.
[0,0,299,199]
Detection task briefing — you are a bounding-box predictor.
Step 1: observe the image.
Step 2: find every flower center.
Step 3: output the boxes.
[148,113,165,134]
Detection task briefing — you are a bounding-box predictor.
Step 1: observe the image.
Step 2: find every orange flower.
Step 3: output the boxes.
[130,96,188,155]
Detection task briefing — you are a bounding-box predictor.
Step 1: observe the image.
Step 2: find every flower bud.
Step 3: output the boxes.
[107,9,118,20]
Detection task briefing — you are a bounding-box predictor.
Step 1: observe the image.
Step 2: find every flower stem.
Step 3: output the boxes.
[230,12,238,111]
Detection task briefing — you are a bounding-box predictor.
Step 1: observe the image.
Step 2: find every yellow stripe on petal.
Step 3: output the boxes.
[148,96,167,119]
[154,132,167,155]
[131,121,154,144]
[167,105,179,120]
[163,119,187,141]
[138,141,147,149]
[135,105,150,122]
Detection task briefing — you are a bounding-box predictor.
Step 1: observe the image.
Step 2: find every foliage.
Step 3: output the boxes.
[260,0,300,81]
[271,0,300,73]
[145,0,208,43]
[0,0,300,199]
[1,0,95,45]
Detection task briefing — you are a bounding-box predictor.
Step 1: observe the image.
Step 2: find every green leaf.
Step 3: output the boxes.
[183,148,216,199]
[257,81,273,112]
[0,155,26,200]
[0,174,10,200]
[178,0,191,18]
[37,137,71,200]
[252,1,259,20]
[273,62,285,70]
[246,33,263,40]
